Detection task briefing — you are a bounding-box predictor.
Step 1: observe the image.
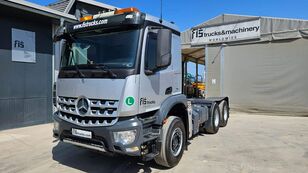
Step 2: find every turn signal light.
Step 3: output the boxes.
[79,15,93,22]
[115,7,139,15]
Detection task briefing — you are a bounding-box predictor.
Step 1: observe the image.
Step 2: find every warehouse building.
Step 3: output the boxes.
[182,14,308,115]
[0,0,114,130]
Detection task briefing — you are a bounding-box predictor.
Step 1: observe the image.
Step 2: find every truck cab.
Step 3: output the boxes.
[53,7,229,168]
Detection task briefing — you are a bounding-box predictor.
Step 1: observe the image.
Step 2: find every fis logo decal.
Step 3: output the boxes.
[14,40,24,48]
[140,98,156,105]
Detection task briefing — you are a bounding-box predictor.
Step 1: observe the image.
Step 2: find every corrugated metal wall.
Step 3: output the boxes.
[206,46,222,97]
[0,7,53,130]
[206,38,308,115]
[222,39,308,115]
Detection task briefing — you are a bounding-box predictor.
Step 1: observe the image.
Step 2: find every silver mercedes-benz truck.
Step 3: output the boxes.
[53,7,229,168]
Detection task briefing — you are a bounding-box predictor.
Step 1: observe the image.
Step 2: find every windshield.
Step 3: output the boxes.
[61,29,140,69]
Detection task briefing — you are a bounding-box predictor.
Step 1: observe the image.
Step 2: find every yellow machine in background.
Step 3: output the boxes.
[192,81,205,91]
[184,73,206,98]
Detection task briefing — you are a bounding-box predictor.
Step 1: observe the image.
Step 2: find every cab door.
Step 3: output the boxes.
[138,27,174,113]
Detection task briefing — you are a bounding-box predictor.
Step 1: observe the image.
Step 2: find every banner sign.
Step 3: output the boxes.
[191,19,261,44]
[12,28,36,63]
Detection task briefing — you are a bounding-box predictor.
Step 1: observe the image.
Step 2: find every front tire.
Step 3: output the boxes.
[154,116,186,168]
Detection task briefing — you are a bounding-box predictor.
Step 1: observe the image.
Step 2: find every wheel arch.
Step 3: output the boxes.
[154,94,189,142]
[166,103,188,140]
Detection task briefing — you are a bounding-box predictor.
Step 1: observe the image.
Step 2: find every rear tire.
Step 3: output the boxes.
[219,100,229,127]
[154,116,186,168]
[204,103,220,134]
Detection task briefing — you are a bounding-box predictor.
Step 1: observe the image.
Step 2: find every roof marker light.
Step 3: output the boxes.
[115,7,140,15]
[79,15,93,22]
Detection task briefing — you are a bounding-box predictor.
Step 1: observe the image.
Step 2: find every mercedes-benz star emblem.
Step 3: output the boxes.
[76,97,90,115]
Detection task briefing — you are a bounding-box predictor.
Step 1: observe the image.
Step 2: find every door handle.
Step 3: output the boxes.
[165,87,172,95]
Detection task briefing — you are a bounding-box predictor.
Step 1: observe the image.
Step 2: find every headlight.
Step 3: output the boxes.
[113,130,137,145]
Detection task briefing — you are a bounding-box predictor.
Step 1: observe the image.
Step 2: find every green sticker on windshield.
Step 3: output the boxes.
[125,96,135,106]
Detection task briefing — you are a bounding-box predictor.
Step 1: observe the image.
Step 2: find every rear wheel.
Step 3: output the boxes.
[154,116,186,168]
[219,100,229,127]
[204,103,220,134]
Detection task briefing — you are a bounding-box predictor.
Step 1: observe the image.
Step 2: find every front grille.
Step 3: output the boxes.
[58,112,118,127]
[57,96,119,127]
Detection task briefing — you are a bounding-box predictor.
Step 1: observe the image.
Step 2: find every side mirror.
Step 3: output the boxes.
[53,26,66,42]
[53,34,66,42]
[156,29,172,68]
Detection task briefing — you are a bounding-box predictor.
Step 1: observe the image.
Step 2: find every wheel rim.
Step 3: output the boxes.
[214,108,219,127]
[223,105,228,121]
[170,127,183,157]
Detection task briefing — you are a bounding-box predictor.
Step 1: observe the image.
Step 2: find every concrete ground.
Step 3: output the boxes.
[0,112,307,173]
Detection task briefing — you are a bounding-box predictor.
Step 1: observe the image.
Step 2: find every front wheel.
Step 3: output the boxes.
[154,116,186,168]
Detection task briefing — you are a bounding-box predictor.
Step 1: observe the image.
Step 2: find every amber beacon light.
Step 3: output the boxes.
[79,15,93,22]
[115,7,140,15]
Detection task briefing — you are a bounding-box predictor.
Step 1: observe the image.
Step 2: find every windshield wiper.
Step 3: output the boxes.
[68,46,86,78]
[92,64,117,78]
[74,64,86,78]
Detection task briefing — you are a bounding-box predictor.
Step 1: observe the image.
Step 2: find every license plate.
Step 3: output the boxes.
[72,128,92,139]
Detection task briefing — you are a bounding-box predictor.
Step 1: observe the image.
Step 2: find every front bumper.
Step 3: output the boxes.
[53,112,144,156]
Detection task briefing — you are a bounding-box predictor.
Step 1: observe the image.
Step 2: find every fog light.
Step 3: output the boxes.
[53,121,59,131]
[113,130,137,145]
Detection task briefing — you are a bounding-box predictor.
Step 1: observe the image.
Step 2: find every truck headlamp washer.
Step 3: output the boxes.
[76,96,91,116]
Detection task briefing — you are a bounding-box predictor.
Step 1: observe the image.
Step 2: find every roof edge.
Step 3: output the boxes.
[182,13,308,33]
[217,13,308,22]
[182,14,224,32]
[2,0,77,22]
[77,0,117,10]
[64,0,76,13]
